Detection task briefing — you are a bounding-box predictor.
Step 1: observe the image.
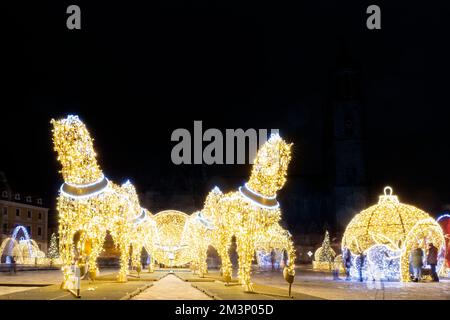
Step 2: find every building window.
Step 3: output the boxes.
[2,207,7,215]
[37,198,42,205]
[26,196,32,203]
[14,194,20,201]
[2,223,7,234]
[37,227,42,236]
[38,212,42,220]
[2,191,8,198]
[27,210,32,219]
[26,226,31,236]
[15,208,20,217]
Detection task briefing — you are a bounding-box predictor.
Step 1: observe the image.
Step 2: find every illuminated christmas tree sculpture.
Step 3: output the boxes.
[313,230,336,271]
[48,233,59,260]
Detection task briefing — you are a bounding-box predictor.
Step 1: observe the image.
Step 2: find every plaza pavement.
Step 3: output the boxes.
[251,265,450,300]
[131,273,211,300]
[0,268,161,300]
[0,266,449,300]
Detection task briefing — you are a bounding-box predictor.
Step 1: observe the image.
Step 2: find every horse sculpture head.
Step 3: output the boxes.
[246,133,292,197]
[51,115,103,185]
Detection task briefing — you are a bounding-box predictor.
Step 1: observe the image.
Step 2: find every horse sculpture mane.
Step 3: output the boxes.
[51,115,102,185]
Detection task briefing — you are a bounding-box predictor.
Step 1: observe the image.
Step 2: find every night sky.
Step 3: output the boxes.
[2,1,450,230]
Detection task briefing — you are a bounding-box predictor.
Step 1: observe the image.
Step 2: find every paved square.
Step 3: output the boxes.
[0,266,449,300]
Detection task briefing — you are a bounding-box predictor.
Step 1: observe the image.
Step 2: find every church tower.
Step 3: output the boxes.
[331,48,368,230]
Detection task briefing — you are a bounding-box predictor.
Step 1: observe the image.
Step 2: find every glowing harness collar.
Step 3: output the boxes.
[60,175,109,199]
[239,183,279,209]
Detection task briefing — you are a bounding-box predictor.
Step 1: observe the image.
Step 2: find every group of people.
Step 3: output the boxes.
[340,243,440,282]
[410,243,439,282]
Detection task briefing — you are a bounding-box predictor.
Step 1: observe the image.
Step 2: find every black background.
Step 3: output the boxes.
[2,1,450,231]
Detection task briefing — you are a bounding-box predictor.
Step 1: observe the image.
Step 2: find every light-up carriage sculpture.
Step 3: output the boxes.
[0,225,46,265]
[51,115,155,287]
[151,210,192,268]
[201,134,296,292]
[342,186,445,281]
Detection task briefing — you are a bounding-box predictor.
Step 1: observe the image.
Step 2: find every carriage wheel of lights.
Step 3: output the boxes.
[342,186,445,282]
[201,134,296,292]
[52,115,156,288]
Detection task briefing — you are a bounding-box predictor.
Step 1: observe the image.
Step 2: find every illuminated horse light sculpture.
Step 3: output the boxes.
[202,134,296,292]
[51,115,155,287]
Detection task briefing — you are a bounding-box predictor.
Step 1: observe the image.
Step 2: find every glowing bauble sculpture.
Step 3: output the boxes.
[342,186,445,281]
[437,214,450,274]
[0,225,47,265]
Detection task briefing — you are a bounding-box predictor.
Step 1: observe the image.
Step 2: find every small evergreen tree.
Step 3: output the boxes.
[48,233,59,259]
[318,230,335,267]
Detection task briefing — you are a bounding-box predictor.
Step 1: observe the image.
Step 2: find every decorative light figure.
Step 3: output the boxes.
[51,115,155,287]
[342,186,445,281]
[202,134,295,291]
[151,210,191,267]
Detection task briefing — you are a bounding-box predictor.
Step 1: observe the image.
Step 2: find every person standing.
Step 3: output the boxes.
[411,245,424,282]
[270,249,276,271]
[358,252,365,282]
[343,247,352,281]
[427,243,439,282]
[10,256,17,275]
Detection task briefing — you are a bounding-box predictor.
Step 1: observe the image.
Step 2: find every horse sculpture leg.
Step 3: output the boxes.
[216,238,233,283]
[197,245,208,278]
[117,241,130,282]
[131,244,143,276]
[59,228,76,289]
[236,234,255,292]
[87,231,106,281]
